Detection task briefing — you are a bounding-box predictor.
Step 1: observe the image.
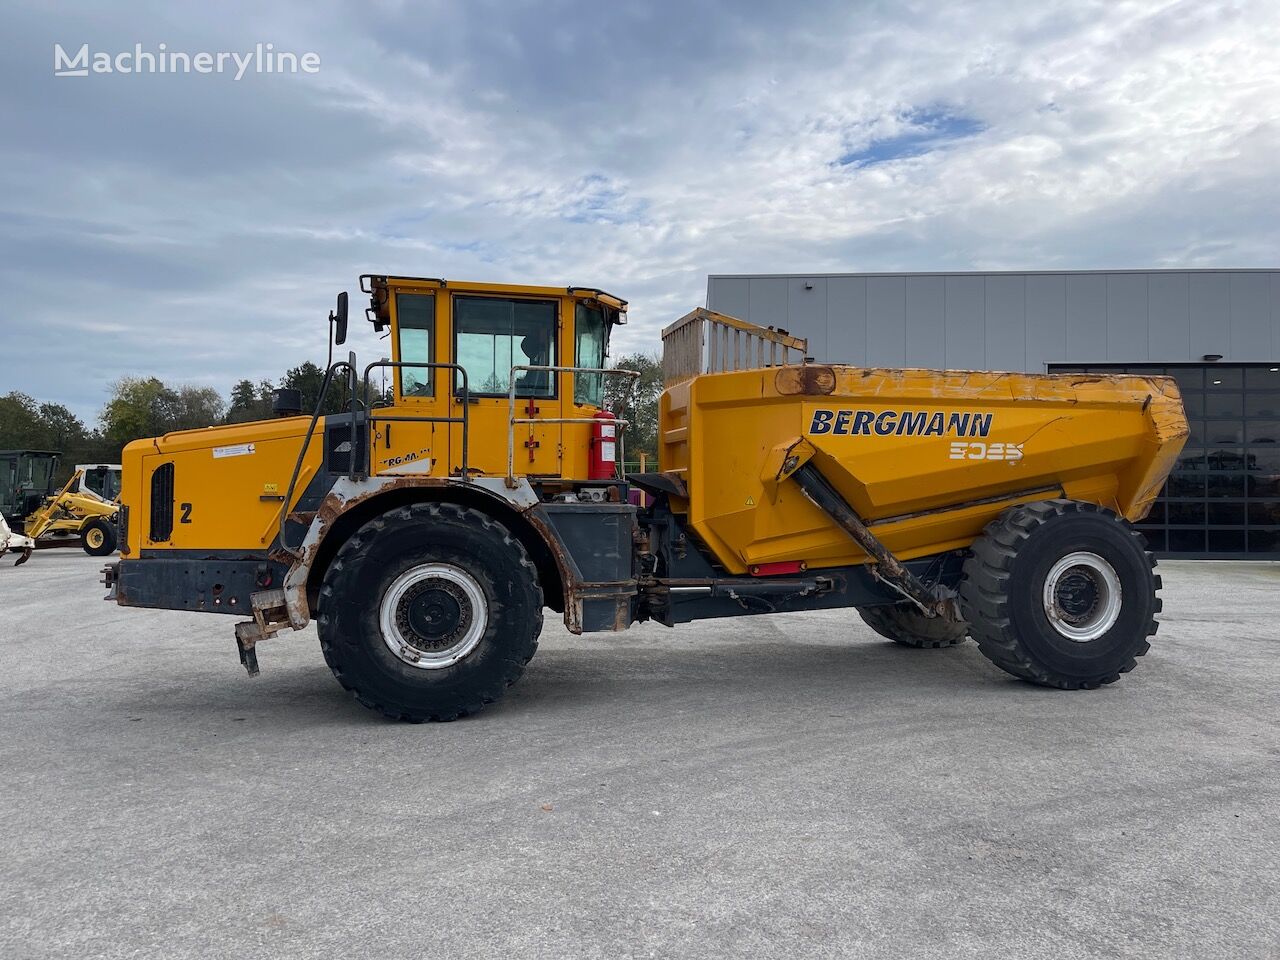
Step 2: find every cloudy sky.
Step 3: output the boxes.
[5,0,1279,422]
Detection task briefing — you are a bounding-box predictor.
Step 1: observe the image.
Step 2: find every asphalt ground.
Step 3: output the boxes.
[1,551,1277,959]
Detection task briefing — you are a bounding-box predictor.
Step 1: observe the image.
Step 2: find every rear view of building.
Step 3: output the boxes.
[707,269,1280,558]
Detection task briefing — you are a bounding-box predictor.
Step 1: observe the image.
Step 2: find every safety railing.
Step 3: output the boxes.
[360,361,471,481]
[506,365,641,487]
[660,307,808,386]
[279,354,358,558]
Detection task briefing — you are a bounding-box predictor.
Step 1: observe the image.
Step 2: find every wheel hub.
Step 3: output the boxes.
[1042,551,1123,642]
[379,563,488,669]
[399,581,471,651]
[1053,571,1099,621]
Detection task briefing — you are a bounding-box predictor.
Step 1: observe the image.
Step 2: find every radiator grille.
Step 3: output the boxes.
[325,421,366,475]
[149,462,174,542]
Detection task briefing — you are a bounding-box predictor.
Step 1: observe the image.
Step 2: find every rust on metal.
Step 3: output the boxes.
[775,365,836,396]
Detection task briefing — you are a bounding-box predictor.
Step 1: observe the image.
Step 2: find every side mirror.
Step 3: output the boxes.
[332,291,349,346]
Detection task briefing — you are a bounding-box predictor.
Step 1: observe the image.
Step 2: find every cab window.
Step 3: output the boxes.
[574,303,607,406]
[84,467,121,501]
[454,296,557,397]
[396,293,435,397]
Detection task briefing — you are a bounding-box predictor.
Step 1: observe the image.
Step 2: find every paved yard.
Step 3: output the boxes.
[1,552,1277,959]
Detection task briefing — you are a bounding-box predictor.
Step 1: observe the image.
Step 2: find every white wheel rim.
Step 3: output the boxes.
[379,563,488,669]
[1041,551,1123,642]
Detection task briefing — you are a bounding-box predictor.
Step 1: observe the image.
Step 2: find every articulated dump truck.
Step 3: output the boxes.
[104,277,1188,721]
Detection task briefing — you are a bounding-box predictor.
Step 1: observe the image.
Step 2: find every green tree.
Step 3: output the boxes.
[164,385,225,431]
[100,377,176,448]
[281,361,345,415]
[604,352,662,469]
[226,379,276,424]
[36,402,88,452]
[0,392,46,449]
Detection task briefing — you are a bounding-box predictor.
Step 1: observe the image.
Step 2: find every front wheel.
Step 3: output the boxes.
[316,502,544,721]
[958,499,1160,689]
[81,519,117,557]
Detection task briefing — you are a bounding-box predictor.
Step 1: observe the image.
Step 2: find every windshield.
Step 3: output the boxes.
[574,303,608,406]
[24,456,54,492]
[83,467,121,501]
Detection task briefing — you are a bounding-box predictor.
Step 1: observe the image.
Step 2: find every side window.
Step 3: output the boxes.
[455,296,557,397]
[574,303,607,405]
[396,293,435,398]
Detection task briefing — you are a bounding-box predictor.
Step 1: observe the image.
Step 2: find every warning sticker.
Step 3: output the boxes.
[213,443,256,459]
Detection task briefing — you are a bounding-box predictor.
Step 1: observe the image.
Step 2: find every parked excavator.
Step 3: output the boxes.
[103,276,1188,721]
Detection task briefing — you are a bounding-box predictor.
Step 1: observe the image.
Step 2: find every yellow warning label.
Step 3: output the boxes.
[745,496,755,506]
[263,482,279,493]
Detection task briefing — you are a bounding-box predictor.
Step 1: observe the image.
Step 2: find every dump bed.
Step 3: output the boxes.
[659,310,1188,575]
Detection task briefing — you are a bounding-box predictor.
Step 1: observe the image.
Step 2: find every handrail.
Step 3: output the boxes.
[278,355,357,558]
[661,307,808,386]
[360,361,471,480]
[506,365,641,486]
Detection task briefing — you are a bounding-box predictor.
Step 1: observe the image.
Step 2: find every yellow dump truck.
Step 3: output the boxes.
[104,277,1188,721]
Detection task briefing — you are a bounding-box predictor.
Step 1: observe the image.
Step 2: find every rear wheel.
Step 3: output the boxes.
[857,603,968,648]
[958,499,1159,689]
[81,519,117,556]
[316,502,544,721]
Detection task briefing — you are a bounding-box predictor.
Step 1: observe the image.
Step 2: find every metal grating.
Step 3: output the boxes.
[149,462,174,543]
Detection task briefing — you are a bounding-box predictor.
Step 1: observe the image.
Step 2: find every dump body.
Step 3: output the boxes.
[661,364,1187,575]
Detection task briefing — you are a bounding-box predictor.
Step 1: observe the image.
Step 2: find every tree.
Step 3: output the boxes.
[281,361,345,415]
[604,352,662,469]
[37,402,88,452]
[165,385,225,432]
[226,379,276,424]
[0,392,46,449]
[100,377,175,448]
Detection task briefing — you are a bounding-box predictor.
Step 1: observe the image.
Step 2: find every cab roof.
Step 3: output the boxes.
[360,275,627,311]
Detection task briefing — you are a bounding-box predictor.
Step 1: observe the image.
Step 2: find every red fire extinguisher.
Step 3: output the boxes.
[588,410,618,480]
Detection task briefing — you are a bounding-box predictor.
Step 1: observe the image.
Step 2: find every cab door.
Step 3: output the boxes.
[448,293,563,478]
[372,288,451,477]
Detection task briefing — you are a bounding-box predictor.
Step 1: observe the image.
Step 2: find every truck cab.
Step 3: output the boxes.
[0,450,59,528]
[363,275,626,481]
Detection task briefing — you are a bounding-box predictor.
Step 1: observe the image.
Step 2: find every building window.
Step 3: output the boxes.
[1049,363,1280,559]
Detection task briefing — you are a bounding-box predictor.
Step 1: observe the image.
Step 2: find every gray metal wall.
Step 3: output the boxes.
[705,271,1280,370]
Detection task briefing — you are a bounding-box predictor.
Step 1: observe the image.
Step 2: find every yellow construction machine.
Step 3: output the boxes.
[20,469,120,562]
[1,451,121,564]
[104,276,1187,721]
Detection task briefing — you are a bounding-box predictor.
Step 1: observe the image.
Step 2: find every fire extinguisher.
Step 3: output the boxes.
[588,410,618,480]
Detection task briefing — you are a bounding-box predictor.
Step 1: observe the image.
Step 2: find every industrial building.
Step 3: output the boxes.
[706,269,1280,558]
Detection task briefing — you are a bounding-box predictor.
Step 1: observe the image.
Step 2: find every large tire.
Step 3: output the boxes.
[857,603,968,648]
[316,502,543,722]
[81,518,117,557]
[958,499,1160,689]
